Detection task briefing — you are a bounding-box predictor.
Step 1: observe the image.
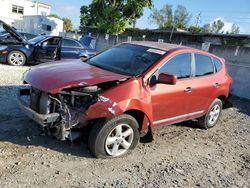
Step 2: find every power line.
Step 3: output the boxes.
[191,10,250,14]
[201,16,250,20]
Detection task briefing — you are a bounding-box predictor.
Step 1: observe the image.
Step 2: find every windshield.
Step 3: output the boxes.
[88,44,166,76]
[28,35,47,44]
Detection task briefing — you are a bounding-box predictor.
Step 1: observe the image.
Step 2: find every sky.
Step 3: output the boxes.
[40,0,250,34]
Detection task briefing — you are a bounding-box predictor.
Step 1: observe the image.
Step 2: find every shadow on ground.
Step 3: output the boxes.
[229,95,250,116]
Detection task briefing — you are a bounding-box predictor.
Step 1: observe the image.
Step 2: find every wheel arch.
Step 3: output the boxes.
[124,109,149,131]
[124,109,154,142]
[217,95,227,103]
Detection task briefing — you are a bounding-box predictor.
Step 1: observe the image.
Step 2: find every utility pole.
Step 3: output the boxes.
[169,22,175,43]
[195,12,201,27]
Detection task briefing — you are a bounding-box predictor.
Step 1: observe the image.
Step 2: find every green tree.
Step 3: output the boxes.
[49,14,62,20]
[150,4,173,29]
[80,0,152,35]
[188,26,206,33]
[174,5,191,30]
[203,20,240,34]
[203,19,225,33]
[210,19,224,33]
[63,18,73,32]
[150,4,191,30]
[230,24,240,34]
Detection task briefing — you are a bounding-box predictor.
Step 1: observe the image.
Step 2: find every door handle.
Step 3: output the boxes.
[213,83,221,88]
[184,87,192,92]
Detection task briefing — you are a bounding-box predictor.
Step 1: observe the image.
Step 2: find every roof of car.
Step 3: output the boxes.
[125,41,189,51]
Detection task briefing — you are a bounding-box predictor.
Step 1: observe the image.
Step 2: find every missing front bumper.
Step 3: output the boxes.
[17,89,60,127]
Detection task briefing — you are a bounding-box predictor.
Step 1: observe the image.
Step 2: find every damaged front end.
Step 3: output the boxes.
[17,86,100,141]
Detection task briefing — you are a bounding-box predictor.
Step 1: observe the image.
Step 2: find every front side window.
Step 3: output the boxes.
[41,37,60,47]
[195,54,214,77]
[88,44,166,76]
[159,53,192,79]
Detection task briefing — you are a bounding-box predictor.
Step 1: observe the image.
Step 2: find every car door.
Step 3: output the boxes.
[34,37,62,63]
[185,53,218,114]
[61,38,82,59]
[150,52,194,126]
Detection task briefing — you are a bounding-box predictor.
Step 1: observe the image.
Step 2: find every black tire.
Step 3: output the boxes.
[198,98,222,129]
[7,50,26,66]
[88,114,140,158]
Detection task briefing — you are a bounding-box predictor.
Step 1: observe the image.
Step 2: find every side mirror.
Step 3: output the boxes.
[157,72,177,85]
[80,53,90,62]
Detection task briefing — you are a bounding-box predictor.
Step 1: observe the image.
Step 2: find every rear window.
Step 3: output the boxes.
[213,58,223,72]
[62,39,82,48]
[195,54,214,77]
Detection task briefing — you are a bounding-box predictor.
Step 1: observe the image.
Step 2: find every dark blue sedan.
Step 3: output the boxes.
[0,20,97,66]
[61,37,97,59]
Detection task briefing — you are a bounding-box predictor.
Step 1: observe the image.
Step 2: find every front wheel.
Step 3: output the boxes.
[7,50,26,66]
[198,98,222,129]
[88,114,140,158]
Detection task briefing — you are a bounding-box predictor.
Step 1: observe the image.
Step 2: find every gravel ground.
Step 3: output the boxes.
[0,64,249,187]
[0,64,30,85]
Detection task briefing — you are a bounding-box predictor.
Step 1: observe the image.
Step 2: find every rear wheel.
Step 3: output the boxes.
[198,98,222,129]
[7,50,26,66]
[88,114,140,158]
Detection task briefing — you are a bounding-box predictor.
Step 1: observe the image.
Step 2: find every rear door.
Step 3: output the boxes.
[34,37,62,63]
[61,38,83,59]
[186,53,218,114]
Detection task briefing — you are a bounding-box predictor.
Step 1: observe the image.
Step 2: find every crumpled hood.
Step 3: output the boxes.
[25,60,130,94]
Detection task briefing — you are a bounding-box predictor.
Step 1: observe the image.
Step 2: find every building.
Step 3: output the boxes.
[15,15,63,36]
[0,0,63,36]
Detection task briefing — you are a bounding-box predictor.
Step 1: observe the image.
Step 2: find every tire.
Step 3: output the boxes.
[198,98,222,129]
[7,50,26,66]
[88,114,140,158]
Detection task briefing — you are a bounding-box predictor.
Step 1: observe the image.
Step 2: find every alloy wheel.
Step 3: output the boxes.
[9,52,25,65]
[208,104,221,125]
[105,123,134,157]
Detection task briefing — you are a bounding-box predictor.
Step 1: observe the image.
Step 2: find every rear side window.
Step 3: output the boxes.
[159,53,191,79]
[195,54,214,77]
[62,39,81,48]
[213,58,223,72]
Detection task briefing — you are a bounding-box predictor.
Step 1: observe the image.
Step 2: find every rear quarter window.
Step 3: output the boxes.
[195,54,214,77]
[213,58,223,72]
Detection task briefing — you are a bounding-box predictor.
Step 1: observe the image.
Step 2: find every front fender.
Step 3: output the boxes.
[85,96,153,126]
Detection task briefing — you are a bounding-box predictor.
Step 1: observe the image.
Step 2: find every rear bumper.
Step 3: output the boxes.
[17,88,60,127]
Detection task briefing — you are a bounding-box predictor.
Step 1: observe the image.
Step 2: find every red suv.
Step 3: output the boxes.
[17,41,232,158]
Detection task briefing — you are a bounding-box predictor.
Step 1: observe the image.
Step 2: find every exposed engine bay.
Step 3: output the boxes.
[21,81,120,141]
